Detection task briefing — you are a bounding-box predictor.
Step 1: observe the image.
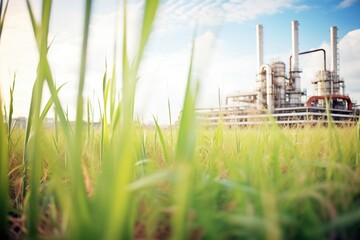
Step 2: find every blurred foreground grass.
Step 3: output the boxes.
[0,0,360,239]
[3,125,360,239]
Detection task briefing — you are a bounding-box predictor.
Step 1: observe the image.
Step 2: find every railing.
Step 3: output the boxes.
[195,106,359,127]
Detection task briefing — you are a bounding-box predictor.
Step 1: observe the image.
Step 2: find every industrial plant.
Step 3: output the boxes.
[196,20,359,126]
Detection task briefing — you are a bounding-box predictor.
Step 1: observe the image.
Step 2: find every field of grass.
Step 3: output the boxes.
[1,0,360,239]
[2,125,360,239]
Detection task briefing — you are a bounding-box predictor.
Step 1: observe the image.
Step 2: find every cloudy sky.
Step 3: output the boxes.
[0,0,360,124]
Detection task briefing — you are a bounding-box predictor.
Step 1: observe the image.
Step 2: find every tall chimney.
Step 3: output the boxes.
[291,20,300,91]
[256,24,264,71]
[256,24,264,110]
[330,26,338,83]
[291,20,301,105]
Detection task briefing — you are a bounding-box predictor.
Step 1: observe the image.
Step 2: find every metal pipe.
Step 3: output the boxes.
[289,48,327,77]
[260,64,274,114]
[340,81,345,95]
[306,95,352,111]
[289,49,328,97]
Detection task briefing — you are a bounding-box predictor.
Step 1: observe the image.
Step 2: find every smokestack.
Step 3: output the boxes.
[289,20,301,105]
[256,24,264,72]
[330,26,338,79]
[290,20,302,106]
[291,20,300,90]
[291,21,299,72]
[256,24,264,110]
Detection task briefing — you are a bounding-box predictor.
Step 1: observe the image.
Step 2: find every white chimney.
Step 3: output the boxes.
[256,24,264,72]
[330,26,338,82]
[291,20,300,92]
[256,24,264,110]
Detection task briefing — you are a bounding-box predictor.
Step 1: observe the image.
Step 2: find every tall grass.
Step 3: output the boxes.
[24,0,159,239]
[0,0,9,41]
[7,76,15,142]
[0,0,10,238]
[171,36,199,240]
[0,96,9,239]
[1,0,360,239]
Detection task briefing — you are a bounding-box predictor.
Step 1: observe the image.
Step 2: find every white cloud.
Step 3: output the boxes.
[336,0,358,9]
[155,0,310,33]
[135,31,258,124]
[193,31,217,76]
[134,31,217,124]
[135,50,189,124]
[338,29,360,97]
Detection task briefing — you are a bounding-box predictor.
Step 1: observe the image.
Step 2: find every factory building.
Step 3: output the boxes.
[196,21,359,126]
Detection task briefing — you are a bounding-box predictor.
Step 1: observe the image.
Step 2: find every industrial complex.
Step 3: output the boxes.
[196,20,359,126]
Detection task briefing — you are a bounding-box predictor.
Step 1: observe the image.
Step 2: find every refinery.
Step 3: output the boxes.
[196,20,359,126]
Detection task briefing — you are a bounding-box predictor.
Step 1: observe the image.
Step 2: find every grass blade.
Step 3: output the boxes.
[7,74,15,143]
[67,0,93,238]
[39,83,66,121]
[175,38,198,163]
[172,33,199,240]
[0,0,9,41]
[168,96,174,149]
[100,1,160,239]
[26,0,53,237]
[153,115,169,163]
[0,95,9,239]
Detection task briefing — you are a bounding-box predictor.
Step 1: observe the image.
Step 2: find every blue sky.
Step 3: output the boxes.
[1,0,360,124]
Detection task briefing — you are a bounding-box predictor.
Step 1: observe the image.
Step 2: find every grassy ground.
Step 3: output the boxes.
[3,125,360,239]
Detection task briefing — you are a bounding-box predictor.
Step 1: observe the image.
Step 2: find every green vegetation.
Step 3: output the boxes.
[3,124,360,239]
[1,0,360,239]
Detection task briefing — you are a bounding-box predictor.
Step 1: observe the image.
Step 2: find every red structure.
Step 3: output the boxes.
[306,95,353,111]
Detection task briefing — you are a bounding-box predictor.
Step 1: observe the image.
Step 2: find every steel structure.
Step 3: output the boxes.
[196,21,359,126]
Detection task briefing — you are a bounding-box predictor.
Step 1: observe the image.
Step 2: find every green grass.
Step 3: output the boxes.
[1,0,360,239]
[0,95,9,239]
[0,1,10,238]
[3,125,360,239]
